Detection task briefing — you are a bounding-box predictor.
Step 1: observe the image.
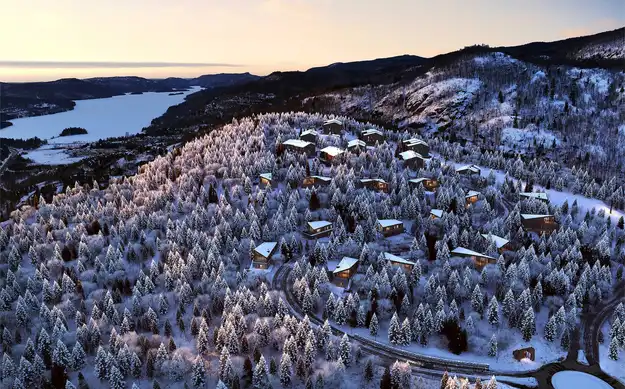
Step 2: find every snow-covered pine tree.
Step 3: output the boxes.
[369,313,379,337]
[388,312,401,345]
[521,307,536,342]
[488,334,497,357]
[192,356,207,388]
[253,355,271,389]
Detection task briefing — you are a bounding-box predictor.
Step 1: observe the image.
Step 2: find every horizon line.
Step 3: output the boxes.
[0,60,243,69]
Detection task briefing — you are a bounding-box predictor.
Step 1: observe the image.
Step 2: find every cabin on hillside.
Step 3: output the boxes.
[465,190,480,207]
[400,150,425,170]
[401,138,429,157]
[282,139,316,156]
[361,129,384,145]
[451,247,497,269]
[360,178,389,193]
[302,175,331,188]
[347,139,367,153]
[481,233,512,253]
[319,146,344,164]
[384,252,415,272]
[260,173,274,187]
[519,192,549,203]
[430,209,443,219]
[323,119,343,135]
[377,219,404,237]
[329,257,359,287]
[521,214,558,234]
[409,177,439,191]
[513,347,536,362]
[299,129,318,143]
[456,164,481,176]
[303,220,333,239]
[252,242,278,269]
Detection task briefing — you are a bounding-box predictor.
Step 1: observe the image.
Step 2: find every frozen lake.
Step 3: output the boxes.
[551,371,611,389]
[0,86,202,143]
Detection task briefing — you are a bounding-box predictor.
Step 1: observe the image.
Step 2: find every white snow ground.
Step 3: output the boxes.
[599,323,625,385]
[551,371,612,389]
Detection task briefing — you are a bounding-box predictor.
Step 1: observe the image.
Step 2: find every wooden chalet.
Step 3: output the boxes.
[347,139,367,152]
[361,128,384,145]
[465,190,480,207]
[260,173,274,187]
[302,175,331,188]
[319,146,344,164]
[481,233,512,253]
[456,164,481,176]
[430,209,443,219]
[360,178,389,193]
[513,347,535,362]
[519,192,549,203]
[451,247,497,269]
[521,214,558,234]
[329,257,359,287]
[409,177,439,191]
[401,138,429,157]
[384,252,415,272]
[303,220,333,239]
[400,150,425,170]
[282,139,316,156]
[299,129,318,143]
[377,219,404,237]
[252,242,278,269]
[323,119,343,135]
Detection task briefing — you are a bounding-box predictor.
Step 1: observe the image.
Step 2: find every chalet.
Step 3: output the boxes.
[360,178,389,193]
[361,129,384,145]
[465,190,480,206]
[513,347,535,362]
[430,209,443,219]
[323,119,343,135]
[481,234,512,253]
[303,220,333,239]
[409,177,439,191]
[521,214,558,234]
[319,146,344,164]
[519,192,549,203]
[302,175,331,188]
[384,252,415,272]
[456,164,481,176]
[329,257,359,287]
[282,139,316,156]
[260,173,274,187]
[377,219,404,237]
[402,138,429,157]
[451,247,497,269]
[252,242,278,269]
[347,139,367,152]
[400,150,425,170]
[299,129,318,143]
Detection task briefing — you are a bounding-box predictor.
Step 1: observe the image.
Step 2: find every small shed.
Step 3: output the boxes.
[456,164,481,176]
[319,146,344,164]
[451,247,497,269]
[377,219,404,237]
[409,177,439,191]
[481,233,512,253]
[521,214,558,234]
[347,139,367,152]
[402,138,429,157]
[384,252,415,272]
[252,242,278,269]
[361,129,384,145]
[465,190,480,206]
[519,192,549,203]
[430,209,444,219]
[282,139,316,156]
[329,257,359,287]
[513,347,535,362]
[323,119,343,135]
[300,129,318,143]
[260,173,273,187]
[302,175,331,188]
[400,150,425,170]
[304,220,333,239]
[360,178,389,193]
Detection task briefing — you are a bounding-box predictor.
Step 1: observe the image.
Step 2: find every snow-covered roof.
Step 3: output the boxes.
[308,221,332,230]
[481,234,509,249]
[403,138,428,146]
[466,190,480,198]
[377,219,403,228]
[451,247,495,259]
[320,146,344,157]
[430,209,443,218]
[383,252,415,266]
[409,178,428,184]
[347,139,366,148]
[332,257,359,274]
[456,164,481,173]
[519,192,549,201]
[254,242,277,257]
[283,139,313,148]
[363,128,383,136]
[521,214,553,220]
[300,129,318,137]
[399,150,424,161]
[260,173,272,181]
[361,178,386,184]
[310,175,331,182]
[324,119,342,126]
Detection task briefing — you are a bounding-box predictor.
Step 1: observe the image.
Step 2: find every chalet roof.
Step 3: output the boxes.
[377,219,403,228]
[409,178,428,184]
[300,129,318,137]
[283,139,313,148]
[260,173,272,181]
[403,138,428,146]
[308,221,332,230]
[400,150,425,161]
[332,257,359,274]
[324,119,343,126]
[361,178,386,184]
[456,164,481,174]
[481,234,510,249]
[466,190,481,198]
[520,192,549,201]
[430,209,444,218]
[451,247,496,259]
[347,139,366,148]
[310,175,331,182]
[363,128,383,136]
[521,214,553,220]
[320,146,344,157]
[383,252,415,266]
[254,242,277,258]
